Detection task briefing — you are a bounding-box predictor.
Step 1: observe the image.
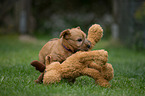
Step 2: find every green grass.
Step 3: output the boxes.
[0,35,145,96]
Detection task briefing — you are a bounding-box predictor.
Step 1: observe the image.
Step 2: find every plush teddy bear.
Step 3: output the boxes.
[42,50,113,87]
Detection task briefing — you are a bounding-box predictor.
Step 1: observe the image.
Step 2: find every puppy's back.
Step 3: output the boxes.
[39,39,60,63]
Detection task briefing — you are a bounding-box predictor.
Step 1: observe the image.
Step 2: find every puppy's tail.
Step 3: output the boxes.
[31,60,45,72]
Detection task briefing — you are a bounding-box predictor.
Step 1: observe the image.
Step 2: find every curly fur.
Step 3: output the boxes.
[43,50,114,87]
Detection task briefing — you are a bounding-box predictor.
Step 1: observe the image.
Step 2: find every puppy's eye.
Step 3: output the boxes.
[77,39,82,42]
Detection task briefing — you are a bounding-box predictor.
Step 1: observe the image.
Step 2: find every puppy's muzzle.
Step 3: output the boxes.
[87,44,91,48]
[80,40,92,51]
[86,40,91,49]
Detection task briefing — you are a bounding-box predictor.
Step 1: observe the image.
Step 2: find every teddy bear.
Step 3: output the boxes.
[42,50,113,87]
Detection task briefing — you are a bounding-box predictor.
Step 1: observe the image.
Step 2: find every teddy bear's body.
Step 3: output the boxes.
[43,50,114,87]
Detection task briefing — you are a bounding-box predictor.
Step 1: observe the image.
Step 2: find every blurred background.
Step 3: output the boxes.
[0,0,145,50]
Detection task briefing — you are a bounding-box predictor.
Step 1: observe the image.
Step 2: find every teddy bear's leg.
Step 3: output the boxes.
[79,50,108,64]
[86,61,102,72]
[101,63,114,81]
[43,70,61,85]
[82,68,110,87]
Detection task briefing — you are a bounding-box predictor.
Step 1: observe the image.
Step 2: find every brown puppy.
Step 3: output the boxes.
[34,27,91,83]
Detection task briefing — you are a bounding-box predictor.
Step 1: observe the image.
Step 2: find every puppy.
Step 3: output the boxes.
[32,27,91,83]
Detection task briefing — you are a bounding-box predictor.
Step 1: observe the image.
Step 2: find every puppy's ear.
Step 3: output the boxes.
[45,55,52,65]
[60,29,71,39]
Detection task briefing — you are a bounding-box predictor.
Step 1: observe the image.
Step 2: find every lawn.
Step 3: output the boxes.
[0,35,145,96]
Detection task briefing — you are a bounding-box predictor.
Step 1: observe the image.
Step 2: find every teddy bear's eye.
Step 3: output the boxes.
[77,39,82,42]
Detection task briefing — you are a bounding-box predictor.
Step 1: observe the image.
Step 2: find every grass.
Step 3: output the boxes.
[0,35,145,96]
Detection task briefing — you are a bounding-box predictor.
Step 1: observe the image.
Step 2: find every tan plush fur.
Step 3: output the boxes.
[43,50,114,87]
[87,24,103,50]
[86,24,114,84]
[82,24,104,73]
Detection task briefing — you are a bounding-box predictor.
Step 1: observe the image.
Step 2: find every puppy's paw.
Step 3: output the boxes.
[34,79,43,84]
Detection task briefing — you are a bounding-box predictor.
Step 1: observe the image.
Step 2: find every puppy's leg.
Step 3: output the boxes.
[30,60,45,84]
[31,60,45,84]
[34,73,44,84]
[82,68,110,87]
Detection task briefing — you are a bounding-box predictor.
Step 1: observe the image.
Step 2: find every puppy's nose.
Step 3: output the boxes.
[87,45,91,48]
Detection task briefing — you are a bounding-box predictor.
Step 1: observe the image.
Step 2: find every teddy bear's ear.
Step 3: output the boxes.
[45,55,52,65]
[59,29,71,39]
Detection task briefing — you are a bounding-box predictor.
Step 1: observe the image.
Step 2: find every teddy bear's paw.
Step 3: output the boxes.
[89,24,103,34]
[100,82,111,88]
[98,50,108,57]
[96,79,111,88]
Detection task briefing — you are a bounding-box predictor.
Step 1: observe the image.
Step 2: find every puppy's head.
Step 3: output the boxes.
[60,27,91,52]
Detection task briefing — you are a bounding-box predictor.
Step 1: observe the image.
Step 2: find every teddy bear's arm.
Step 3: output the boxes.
[79,50,108,63]
[87,24,103,50]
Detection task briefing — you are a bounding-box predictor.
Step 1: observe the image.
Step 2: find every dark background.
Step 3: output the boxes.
[0,0,145,50]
